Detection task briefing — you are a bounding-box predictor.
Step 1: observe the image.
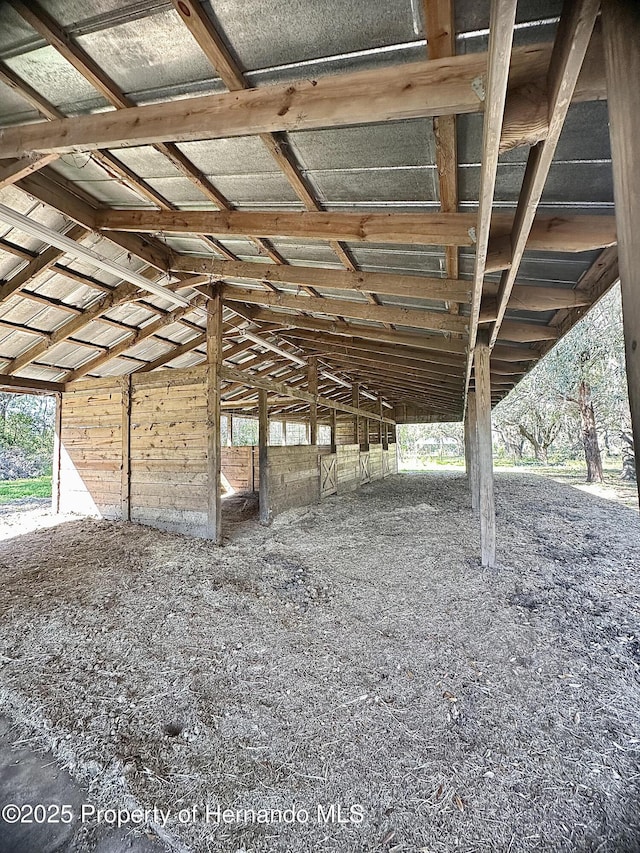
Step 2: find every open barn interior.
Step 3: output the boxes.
[0,0,639,850]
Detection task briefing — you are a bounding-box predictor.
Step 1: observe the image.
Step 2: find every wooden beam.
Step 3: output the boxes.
[486,284,592,312]
[120,375,131,521]
[423,0,460,302]
[464,391,479,510]
[544,247,619,344]
[488,0,601,348]
[246,307,470,354]
[602,0,640,507]
[0,154,59,189]
[466,0,518,394]
[98,209,616,253]
[170,255,471,302]
[258,388,270,524]
[0,374,65,393]
[474,336,495,567]
[51,392,62,513]
[223,286,468,334]
[0,40,605,159]
[308,356,318,445]
[206,287,223,543]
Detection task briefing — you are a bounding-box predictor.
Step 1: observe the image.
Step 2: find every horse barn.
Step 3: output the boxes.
[0,0,639,851]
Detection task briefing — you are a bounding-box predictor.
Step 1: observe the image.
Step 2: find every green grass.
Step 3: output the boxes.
[0,475,52,503]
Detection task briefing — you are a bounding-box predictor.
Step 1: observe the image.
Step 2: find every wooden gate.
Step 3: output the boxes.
[360,451,371,484]
[320,453,337,497]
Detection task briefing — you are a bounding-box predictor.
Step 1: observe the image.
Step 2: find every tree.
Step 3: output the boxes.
[493,285,633,482]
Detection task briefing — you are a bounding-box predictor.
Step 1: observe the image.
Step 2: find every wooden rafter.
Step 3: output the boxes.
[487,0,601,348]
[63,295,208,385]
[423,0,460,313]
[170,0,359,287]
[465,0,518,395]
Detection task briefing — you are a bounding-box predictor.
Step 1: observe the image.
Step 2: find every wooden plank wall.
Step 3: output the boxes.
[129,368,209,536]
[336,444,360,493]
[265,445,327,516]
[221,445,259,492]
[58,368,399,534]
[59,383,123,519]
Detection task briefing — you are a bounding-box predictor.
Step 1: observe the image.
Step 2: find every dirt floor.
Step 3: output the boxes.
[0,472,639,853]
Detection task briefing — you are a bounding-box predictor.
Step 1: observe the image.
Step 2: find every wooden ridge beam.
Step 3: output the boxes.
[98,209,616,252]
[488,0,601,348]
[0,39,606,160]
[223,287,468,334]
[170,255,471,302]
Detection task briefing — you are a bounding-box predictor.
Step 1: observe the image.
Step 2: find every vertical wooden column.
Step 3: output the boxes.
[120,375,131,521]
[51,391,62,514]
[258,388,270,524]
[308,356,318,445]
[330,407,338,448]
[363,418,370,447]
[474,336,495,567]
[206,287,223,543]
[379,397,388,449]
[466,391,480,512]
[603,0,640,508]
[227,415,233,446]
[352,383,360,445]
[282,419,288,446]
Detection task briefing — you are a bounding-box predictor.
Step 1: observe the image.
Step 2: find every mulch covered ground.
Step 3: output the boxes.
[0,472,639,853]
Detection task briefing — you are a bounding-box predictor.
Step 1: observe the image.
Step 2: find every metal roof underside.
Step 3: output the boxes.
[0,0,617,421]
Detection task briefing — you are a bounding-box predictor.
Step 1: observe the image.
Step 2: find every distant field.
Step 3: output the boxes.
[0,476,52,503]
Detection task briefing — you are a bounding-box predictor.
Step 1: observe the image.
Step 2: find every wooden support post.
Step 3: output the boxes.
[363,418,370,447]
[51,391,62,514]
[308,356,318,445]
[120,375,131,521]
[227,414,233,446]
[258,388,270,524]
[466,391,479,511]
[379,397,388,449]
[206,287,223,543]
[603,0,640,508]
[331,408,338,449]
[282,419,288,446]
[352,383,360,445]
[474,337,495,566]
